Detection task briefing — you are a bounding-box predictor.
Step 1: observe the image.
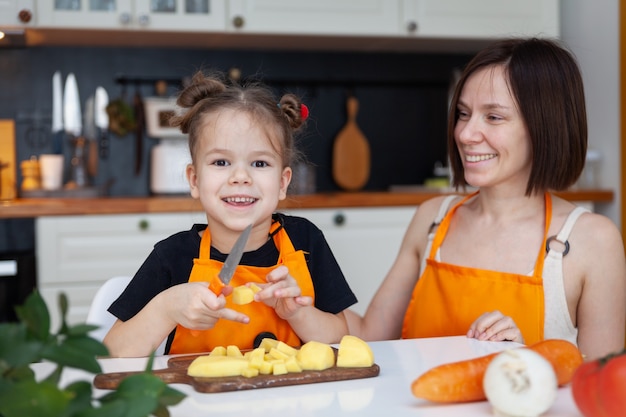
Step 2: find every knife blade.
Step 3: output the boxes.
[84,94,98,178]
[63,73,82,138]
[209,224,253,295]
[94,86,110,159]
[51,71,63,154]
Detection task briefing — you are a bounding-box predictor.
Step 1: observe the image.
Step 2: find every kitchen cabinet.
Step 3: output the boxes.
[403,0,560,39]
[227,0,402,36]
[37,0,226,31]
[0,0,35,26]
[36,211,207,330]
[35,206,415,329]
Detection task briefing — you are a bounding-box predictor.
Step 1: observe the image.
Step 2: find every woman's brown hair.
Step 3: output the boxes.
[447,37,587,195]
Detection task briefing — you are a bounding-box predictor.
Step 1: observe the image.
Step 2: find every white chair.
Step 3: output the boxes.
[86,276,166,355]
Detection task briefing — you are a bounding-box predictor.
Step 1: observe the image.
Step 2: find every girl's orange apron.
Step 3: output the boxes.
[402,192,551,345]
[170,221,315,354]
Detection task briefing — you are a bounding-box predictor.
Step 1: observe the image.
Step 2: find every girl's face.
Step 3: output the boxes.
[454,65,532,192]
[186,109,291,236]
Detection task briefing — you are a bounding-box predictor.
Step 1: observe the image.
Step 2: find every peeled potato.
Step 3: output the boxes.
[297,341,335,371]
[336,335,375,368]
[187,356,249,377]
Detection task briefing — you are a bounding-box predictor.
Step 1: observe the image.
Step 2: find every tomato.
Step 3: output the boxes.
[571,350,626,417]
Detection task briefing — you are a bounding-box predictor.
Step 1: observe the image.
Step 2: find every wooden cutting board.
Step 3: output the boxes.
[94,353,379,393]
[332,95,370,191]
[0,120,17,200]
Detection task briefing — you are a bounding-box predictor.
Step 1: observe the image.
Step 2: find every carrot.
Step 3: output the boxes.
[411,339,583,403]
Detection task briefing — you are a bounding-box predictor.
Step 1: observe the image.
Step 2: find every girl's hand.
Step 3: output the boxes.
[166,282,249,329]
[467,310,524,344]
[254,265,313,320]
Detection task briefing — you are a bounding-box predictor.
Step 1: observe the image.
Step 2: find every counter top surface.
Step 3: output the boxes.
[0,189,614,218]
[30,336,581,416]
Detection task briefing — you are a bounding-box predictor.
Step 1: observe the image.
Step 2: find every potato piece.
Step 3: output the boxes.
[258,360,273,375]
[273,362,288,376]
[187,356,249,377]
[276,341,298,357]
[241,367,260,378]
[296,341,335,371]
[209,346,227,356]
[227,345,243,357]
[336,335,375,368]
[269,347,290,361]
[249,283,262,293]
[285,356,302,373]
[259,338,279,352]
[232,285,255,305]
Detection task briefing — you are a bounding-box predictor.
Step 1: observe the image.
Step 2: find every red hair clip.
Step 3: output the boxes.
[300,103,309,121]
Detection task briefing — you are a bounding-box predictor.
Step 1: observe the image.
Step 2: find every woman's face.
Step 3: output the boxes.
[186,108,291,237]
[454,65,532,191]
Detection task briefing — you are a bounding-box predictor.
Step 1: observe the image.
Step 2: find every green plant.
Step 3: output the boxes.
[0,291,185,417]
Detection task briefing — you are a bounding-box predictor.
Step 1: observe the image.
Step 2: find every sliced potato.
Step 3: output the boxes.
[336,335,375,368]
[297,340,335,371]
[188,356,249,377]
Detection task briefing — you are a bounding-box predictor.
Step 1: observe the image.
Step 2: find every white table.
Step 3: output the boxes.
[31,336,583,416]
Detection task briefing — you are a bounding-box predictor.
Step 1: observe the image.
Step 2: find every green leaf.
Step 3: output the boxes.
[15,290,51,340]
[0,379,70,417]
[66,323,101,337]
[0,323,43,368]
[40,342,103,374]
[76,400,127,417]
[62,380,97,417]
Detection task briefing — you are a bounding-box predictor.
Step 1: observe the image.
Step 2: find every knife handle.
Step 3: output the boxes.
[208,276,226,295]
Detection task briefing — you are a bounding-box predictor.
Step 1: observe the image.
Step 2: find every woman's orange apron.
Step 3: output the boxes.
[170,221,315,354]
[402,192,551,345]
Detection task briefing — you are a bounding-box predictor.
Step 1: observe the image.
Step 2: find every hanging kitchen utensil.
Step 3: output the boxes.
[133,87,145,176]
[95,86,110,159]
[84,94,98,179]
[63,73,82,139]
[51,71,64,154]
[332,94,371,191]
[106,84,135,137]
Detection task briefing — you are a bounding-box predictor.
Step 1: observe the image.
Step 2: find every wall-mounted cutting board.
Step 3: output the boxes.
[0,120,17,200]
[94,353,379,393]
[332,95,370,191]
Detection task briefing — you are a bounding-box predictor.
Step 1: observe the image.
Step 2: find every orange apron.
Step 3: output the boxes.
[402,192,550,345]
[170,221,315,354]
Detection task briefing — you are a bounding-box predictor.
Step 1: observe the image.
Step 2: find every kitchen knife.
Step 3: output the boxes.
[95,86,110,159]
[209,224,253,295]
[84,94,98,178]
[63,73,82,138]
[51,71,63,154]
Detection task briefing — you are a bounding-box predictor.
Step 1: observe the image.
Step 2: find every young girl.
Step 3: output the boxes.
[104,71,356,357]
[346,38,626,361]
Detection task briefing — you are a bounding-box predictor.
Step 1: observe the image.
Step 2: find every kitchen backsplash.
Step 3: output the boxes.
[0,45,471,196]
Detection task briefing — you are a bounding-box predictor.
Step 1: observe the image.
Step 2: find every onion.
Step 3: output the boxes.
[483,348,558,417]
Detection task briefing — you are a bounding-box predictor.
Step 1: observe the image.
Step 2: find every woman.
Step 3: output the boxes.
[346,38,626,361]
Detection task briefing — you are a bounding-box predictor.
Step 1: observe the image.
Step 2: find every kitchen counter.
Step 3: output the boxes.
[30,336,582,416]
[0,189,614,219]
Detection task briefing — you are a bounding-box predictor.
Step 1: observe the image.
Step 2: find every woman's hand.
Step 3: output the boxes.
[254,265,313,320]
[165,282,250,330]
[467,310,524,344]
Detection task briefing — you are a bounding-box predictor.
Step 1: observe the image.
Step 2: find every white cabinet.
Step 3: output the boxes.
[37,0,226,31]
[402,0,560,39]
[36,211,206,330]
[35,206,415,329]
[0,0,35,26]
[227,0,402,36]
[283,207,416,315]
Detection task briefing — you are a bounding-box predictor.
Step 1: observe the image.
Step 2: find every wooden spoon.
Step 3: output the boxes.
[332,95,370,191]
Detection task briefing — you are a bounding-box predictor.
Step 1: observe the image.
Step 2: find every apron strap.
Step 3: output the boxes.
[546,206,589,256]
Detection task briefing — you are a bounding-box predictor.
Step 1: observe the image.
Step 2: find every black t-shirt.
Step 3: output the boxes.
[109,213,357,349]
